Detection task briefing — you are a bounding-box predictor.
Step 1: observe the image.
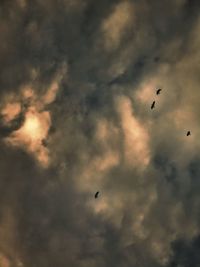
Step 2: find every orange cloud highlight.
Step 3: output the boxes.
[1,103,21,123]
[116,96,150,169]
[6,108,51,167]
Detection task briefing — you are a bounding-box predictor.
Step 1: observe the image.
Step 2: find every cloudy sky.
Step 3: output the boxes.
[0,0,200,266]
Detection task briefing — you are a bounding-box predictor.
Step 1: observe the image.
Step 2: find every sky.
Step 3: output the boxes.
[0,0,200,266]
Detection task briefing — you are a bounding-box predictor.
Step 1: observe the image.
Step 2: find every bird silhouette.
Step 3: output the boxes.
[151,101,155,109]
[187,131,191,136]
[156,88,162,95]
[94,191,99,199]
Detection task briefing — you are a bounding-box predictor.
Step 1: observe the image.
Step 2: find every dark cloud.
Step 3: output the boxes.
[169,235,200,267]
[1,0,200,266]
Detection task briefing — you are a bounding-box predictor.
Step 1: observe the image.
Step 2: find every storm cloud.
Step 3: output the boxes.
[1,0,200,266]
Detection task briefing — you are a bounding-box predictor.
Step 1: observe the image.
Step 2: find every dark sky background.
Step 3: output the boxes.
[0,0,200,266]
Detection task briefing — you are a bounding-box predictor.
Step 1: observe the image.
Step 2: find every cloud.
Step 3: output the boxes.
[100,1,134,51]
[1,0,200,266]
[115,95,150,169]
[5,107,51,167]
[1,102,22,124]
[1,63,66,167]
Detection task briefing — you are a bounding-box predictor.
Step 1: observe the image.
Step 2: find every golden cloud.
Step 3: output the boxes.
[1,102,21,124]
[1,64,67,167]
[101,1,134,51]
[115,95,150,169]
[6,107,51,167]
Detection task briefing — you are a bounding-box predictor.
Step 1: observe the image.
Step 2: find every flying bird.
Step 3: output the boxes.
[151,101,155,109]
[187,131,191,136]
[156,88,162,95]
[94,191,99,199]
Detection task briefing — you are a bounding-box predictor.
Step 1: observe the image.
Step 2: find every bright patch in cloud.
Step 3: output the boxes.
[6,108,51,167]
[1,64,67,167]
[116,96,150,169]
[1,102,21,123]
[101,1,133,50]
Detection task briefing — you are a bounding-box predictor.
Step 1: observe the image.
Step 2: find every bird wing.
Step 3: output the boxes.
[151,101,155,108]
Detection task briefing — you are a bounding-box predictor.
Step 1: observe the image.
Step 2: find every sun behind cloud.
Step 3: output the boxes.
[1,64,67,168]
[6,107,51,167]
[22,110,45,140]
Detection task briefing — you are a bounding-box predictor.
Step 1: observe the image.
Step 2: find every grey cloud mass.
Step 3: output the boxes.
[0,0,200,266]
